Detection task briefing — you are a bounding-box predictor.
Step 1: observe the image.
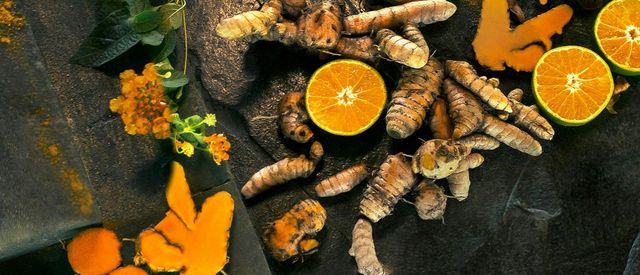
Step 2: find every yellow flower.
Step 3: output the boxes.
[203,134,231,165]
[110,63,172,139]
[174,139,195,157]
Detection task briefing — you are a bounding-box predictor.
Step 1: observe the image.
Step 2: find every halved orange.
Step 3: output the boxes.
[594,0,640,76]
[533,46,614,126]
[306,59,387,136]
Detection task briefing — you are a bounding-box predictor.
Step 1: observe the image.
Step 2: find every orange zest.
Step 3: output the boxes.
[305,59,386,136]
[594,0,640,75]
[533,46,614,126]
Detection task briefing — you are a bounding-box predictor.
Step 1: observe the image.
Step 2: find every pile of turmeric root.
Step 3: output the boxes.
[220,0,556,273]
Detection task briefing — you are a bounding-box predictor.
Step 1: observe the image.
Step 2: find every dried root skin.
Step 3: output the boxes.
[343,0,457,35]
[335,36,378,63]
[283,0,307,17]
[297,1,343,50]
[386,58,444,139]
[453,153,484,173]
[509,99,554,140]
[429,98,453,140]
[414,180,447,220]
[279,91,314,143]
[445,60,512,113]
[349,219,386,275]
[262,20,299,45]
[376,29,428,69]
[607,76,631,114]
[481,114,542,156]
[508,0,525,22]
[412,139,471,179]
[458,134,500,150]
[315,163,369,197]
[447,171,471,201]
[263,199,327,261]
[67,228,122,275]
[360,154,416,223]
[216,10,279,40]
[443,78,484,138]
[402,24,430,60]
[242,142,324,199]
[507,88,524,102]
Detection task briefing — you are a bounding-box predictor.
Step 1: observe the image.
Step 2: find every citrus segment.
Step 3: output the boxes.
[595,0,640,75]
[306,60,387,136]
[533,46,614,126]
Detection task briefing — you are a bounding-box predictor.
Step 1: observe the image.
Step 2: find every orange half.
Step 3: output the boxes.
[595,0,640,75]
[533,46,614,126]
[306,59,387,136]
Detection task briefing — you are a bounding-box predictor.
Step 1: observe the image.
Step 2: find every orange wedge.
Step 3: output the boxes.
[595,0,640,76]
[306,60,387,136]
[533,46,614,126]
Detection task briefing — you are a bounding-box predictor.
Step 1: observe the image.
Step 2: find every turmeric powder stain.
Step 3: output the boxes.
[36,113,94,217]
[472,0,573,72]
[0,0,24,45]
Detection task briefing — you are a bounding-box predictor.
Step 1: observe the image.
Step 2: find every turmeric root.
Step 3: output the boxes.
[360,154,417,222]
[315,163,369,197]
[297,1,343,50]
[508,97,554,140]
[429,98,453,140]
[67,228,122,275]
[507,0,525,22]
[386,58,444,139]
[481,114,542,156]
[414,180,447,220]
[349,218,386,275]
[263,199,327,261]
[606,76,631,115]
[458,134,500,150]
[442,78,484,138]
[507,88,524,102]
[402,23,429,60]
[135,162,235,274]
[334,36,379,64]
[216,0,281,41]
[241,141,324,199]
[411,139,471,179]
[446,60,512,113]
[343,0,457,35]
[447,153,483,201]
[279,91,314,143]
[375,29,428,69]
[261,20,299,45]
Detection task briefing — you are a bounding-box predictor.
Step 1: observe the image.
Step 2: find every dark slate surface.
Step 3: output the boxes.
[1,0,640,274]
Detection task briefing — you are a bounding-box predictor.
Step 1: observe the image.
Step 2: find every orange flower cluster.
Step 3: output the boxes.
[110,63,172,139]
[204,134,231,165]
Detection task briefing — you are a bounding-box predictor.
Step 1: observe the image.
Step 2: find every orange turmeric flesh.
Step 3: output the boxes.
[67,228,122,275]
[108,265,148,275]
[135,162,235,275]
[472,0,573,72]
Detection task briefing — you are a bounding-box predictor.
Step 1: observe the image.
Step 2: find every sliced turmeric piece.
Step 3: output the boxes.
[472,0,573,71]
[108,266,148,275]
[67,228,122,275]
[135,161,235,275]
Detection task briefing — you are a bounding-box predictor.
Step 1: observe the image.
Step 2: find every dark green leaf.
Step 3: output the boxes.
[150,30,176,62]
[185,115,203,127]
[96,0,127,21]
[70,7,140,67]
[172,121,185,132]
[131,10,162,33]
[140,30,164,46]
[124,0,151,16]
[158,3,184,33]
[180,132,198,143]
[161,70,189,88]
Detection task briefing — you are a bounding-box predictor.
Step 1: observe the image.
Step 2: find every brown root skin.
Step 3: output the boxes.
[443,78,484,139]
[67,228,122,275]
[429,98,453,140]
[507,88,524,102]
[360,154,416,222]
[414,180,447,220]
[283,0,307,17]
[297,1,343,50]
[350,219,386,275]
[386,58,444,139]
[261,20,299,45]
[458,134,500,150]
[402,23,430,60]
[507,0,525,22]
[279,91,314,143]
[447,153,483,201]
[216,10,279,40]
[453,153,484,173]
[343,0,457,35]
[315,163,368,197]
[509,98,555,140]
[375,29,428,69]
[445,60,512,113]
[263,199,326,262]
[412,139,471,179]
[481,114,542,156]
[607,76,631,115]
[334,36,378,64]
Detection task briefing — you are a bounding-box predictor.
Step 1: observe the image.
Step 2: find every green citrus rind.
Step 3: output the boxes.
[594,0,640,76]
[532,46,614,127]
[305,59,387,136]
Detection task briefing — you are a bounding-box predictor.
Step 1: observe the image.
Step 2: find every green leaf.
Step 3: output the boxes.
[158,3,184,32]
[96,0,127,21]
[185,115,203,127]
[150,30,176,62]
[124,0,151,16]
[180,132,198,143]
[140,30,164,46]
[70,7,140,67]
[161,70,189,88]
[131,10,163,33]
[172,120,185,132]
